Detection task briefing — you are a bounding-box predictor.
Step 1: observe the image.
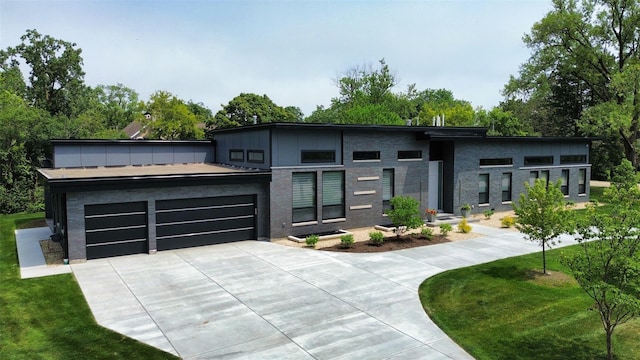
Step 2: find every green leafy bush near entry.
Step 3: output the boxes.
[483,209,494,219]
[305,234,319,248]
[369,231,384,246]
[339,234,354,248]
[385,196,423,236]
[439,223,453,236]
[420,227,433,240]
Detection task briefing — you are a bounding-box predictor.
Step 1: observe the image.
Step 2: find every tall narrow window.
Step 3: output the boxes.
[529,171,539,186]
[541,170,550,186]
[322,171,344,220]
[561,169,569,196]
[479,174,489,204]
[579,168,586,195]
[382,169,394,211]
[292,173,316,222]
[502,173,512,202]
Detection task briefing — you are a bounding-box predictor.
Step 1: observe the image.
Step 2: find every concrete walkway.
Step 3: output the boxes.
[66,225,579,359]
[14,227,72,278]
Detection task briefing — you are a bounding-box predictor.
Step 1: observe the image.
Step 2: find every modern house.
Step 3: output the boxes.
[39,123,592,262]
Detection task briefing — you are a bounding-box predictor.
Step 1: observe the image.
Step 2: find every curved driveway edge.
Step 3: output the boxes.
[71,225,579,359]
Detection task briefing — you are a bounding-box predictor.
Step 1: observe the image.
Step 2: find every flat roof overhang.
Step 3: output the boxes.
[39,163,271,193]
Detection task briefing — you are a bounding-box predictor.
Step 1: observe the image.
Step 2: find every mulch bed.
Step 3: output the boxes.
[320,234,450,253]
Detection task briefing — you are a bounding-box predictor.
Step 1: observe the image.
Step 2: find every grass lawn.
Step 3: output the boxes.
[419,245,640,360]
[0,213,177,359]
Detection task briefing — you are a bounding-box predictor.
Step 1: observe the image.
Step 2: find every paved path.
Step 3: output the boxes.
[67,225,580,359]
[14,227,72,278]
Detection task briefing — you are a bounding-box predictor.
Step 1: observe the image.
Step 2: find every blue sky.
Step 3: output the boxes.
[1,0,552,116]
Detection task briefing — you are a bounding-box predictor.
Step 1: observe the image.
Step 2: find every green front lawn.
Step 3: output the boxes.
[0,213,176,359]
[419,246,640,359]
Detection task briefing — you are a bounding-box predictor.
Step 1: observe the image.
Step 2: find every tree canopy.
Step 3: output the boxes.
[506,0,640,170]
[210,93,297,129]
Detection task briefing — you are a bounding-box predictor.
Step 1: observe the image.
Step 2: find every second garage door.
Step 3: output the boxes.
[155,195,256,251]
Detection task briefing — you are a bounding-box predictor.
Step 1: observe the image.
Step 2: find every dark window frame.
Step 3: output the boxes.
[560,155,587,164]
[524,156,554,166]
[479,173,489,204]
[322,171,345,220]
[301,150,335,163]
[502,172,512,202]
[480,158,513,166]
[353,151,380,161]
[578,168,587,194]
[292,172,317,223]
[383,168,394,212]
[561,169,570,196]
[229,149,244,162]
[398,150,422,160]
[247,150,264,163]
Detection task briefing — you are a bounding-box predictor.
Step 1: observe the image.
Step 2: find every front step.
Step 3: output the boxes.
[425,213,479,227]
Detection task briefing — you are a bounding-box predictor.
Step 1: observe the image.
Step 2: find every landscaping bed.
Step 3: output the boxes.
[321,233,450,253]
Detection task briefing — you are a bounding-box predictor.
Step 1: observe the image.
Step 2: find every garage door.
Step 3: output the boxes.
[85,202,148,260]
[155,195,256,251]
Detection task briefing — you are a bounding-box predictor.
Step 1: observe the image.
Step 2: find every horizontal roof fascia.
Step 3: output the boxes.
[50,139,215,145]
[44,171,271,193]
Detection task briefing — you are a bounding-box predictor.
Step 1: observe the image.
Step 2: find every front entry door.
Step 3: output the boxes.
[428,161,443,211]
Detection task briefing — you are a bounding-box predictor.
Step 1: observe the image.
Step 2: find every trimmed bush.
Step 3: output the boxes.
[339,234,354,248]
[369,231,384,246]
[458,218,472,233]
[420,227,433,240]
[501,215,516,228]
[440,223,453,236]
[483,209,494,219]
[305,234,319,248]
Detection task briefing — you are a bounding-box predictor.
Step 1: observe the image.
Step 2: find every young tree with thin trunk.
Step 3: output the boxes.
[513,179,572,274]
[563,160,640,360]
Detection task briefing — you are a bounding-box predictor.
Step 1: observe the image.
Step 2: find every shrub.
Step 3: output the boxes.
[439,223,453,236]
[457,218,472,233]
[385,196,424,236]
[501,215,516,228]
[483,209,494,219]
[305,234,319,248]
[420,227,433,240]
[369,231,384,246]
[340,234,354,248]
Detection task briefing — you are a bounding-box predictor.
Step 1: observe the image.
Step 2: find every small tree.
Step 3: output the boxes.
[385,196,423,237]
[563,160,640,360]
[513,179,572,274]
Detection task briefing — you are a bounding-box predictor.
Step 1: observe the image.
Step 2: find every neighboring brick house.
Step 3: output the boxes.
[39,123,592,262]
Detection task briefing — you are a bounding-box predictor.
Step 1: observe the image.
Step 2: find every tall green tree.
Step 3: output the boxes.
[94,84,143,130]
[0,29,85,117]
[506,0,640,167]
[145,91,204,140]
[564,159,640,360]
[210,93,295,129]
[514,179,573,274]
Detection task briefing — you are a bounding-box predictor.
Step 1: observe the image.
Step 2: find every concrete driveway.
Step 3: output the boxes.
[71,225,578,359]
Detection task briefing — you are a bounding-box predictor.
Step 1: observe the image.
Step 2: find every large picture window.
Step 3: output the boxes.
[292,173,316,222]
[322,171,345,220]
[502,173,512,202]
[561,169,569,196]
[382,169,394,211]
[479,174,489,204]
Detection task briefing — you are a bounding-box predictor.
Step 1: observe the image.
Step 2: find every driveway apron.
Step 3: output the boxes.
[71,225,579,359]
